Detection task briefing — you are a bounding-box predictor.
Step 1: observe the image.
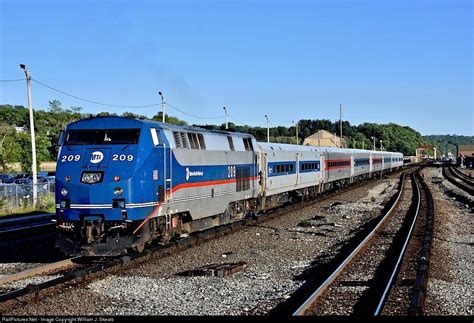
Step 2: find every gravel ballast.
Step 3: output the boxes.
[3,167,471,316]
[2,176,399,316]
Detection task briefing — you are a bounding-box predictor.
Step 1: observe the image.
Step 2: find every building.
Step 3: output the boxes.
[458,144,474,168]
[303,130,344,148]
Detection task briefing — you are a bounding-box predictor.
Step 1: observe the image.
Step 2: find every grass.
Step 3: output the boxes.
[0,195,56,217]
[0,206,55,217]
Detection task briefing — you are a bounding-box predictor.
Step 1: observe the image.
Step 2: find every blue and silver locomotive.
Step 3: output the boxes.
[55,116,403,256]
[55,116,258,255]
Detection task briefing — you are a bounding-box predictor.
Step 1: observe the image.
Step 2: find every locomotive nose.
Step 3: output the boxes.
[82,148,111,168]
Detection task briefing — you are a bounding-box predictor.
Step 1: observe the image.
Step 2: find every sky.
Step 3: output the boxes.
[0,0,472,135]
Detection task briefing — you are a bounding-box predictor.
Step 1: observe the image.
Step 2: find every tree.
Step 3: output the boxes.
[48,100,63,113]
[152,112,187,125]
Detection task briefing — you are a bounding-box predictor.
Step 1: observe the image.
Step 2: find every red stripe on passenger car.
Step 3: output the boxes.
[133,175,258,235]
[173,176,258,192]
[325,159,351,170]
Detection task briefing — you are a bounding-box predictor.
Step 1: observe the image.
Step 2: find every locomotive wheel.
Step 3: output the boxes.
[134,243,145,253]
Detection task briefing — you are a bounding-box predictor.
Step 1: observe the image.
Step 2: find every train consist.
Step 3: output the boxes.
[55,116,403,255]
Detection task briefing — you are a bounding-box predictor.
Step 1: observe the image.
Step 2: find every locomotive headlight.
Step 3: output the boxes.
[114,187,123,196]
[81,172,103,184]
[61,188,68,196]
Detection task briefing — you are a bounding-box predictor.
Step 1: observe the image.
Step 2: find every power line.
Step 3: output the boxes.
[0,79,25,82]
[31,78,161,108]
[2,76,253,124]
[166,102,224,120]
[31,78,226,120]
[228,115,247,126]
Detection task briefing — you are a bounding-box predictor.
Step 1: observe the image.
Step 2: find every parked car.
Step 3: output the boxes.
[44,176,55,184]
[0,174,13,183]
[9,174,30,183]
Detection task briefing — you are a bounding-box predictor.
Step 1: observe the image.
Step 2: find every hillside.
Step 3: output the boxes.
[423,135,474,157]
[0,101,456,171]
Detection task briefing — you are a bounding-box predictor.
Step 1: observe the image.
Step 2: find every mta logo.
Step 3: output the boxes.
[90,151,104,164]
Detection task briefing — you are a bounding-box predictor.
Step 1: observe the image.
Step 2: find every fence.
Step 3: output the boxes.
[0,182,55,212]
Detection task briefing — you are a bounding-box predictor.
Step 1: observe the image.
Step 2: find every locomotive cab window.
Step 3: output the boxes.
[150,128,162,146]
[65,129,140,145]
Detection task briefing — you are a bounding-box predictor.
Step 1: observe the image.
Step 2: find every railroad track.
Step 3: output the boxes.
[0,255,130,303]
[442,165,474,195]
[292,167,433,316]
[450,166,474,183]
[0,213,56,241]
[1,169,411,307]
[407,172,435,315]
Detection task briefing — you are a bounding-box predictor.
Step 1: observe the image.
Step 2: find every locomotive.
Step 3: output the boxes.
[55,116,403,256]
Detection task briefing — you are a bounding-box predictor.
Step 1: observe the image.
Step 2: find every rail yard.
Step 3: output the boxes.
[1,0,471,318]
[0,163,471,316]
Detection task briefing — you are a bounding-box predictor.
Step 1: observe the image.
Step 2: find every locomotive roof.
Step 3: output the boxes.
[67,116,254,138]
[67,117,402,155]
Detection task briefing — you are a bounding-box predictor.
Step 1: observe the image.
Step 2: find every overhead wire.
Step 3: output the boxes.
[31,78,161,108]
[4,76,244,122]
[30,78,225,120]
[0,79,25,82]
[228,115,248,126]
[165,102,225,120]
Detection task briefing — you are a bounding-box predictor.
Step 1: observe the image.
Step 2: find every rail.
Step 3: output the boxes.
[442,166,474,195]
[373,171,421,315]
[293,171,410,316]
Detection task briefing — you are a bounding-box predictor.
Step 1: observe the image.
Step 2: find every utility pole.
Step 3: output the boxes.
[265,115,269,143]
[292,120,298,145]
[158,91,166,122]
[339,103,343,148]
[20,64,37,206]
[223,107,228,130]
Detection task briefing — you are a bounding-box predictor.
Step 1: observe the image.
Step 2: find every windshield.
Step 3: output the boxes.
[65,129,141,145]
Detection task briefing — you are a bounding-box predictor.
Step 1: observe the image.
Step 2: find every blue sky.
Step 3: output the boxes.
[0,0,472,135]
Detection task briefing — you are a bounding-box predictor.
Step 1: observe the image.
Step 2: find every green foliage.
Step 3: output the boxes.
[196,120,432,155]
[0,102,85,166]
[354,123,429,156]
[423,135,473,157]
[1,102,471,164]
[37,194,55,212]
[0,198,9,211]
[152,112,188,125]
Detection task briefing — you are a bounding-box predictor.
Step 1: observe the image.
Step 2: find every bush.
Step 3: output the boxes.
[37,193,55,212]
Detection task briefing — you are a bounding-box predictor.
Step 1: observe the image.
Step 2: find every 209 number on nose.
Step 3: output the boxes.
[112,154,134,162]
